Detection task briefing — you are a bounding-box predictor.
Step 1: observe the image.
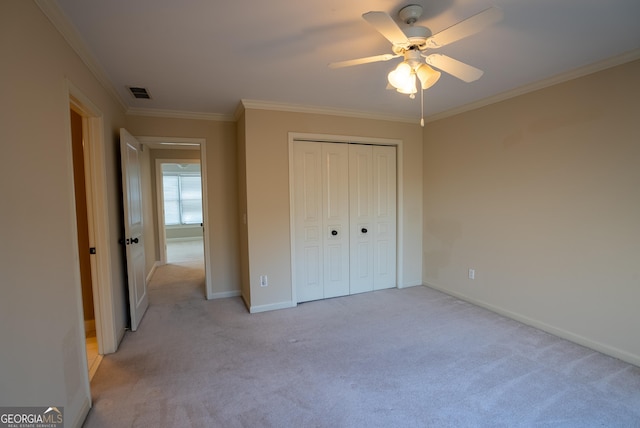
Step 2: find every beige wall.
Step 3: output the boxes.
[423,59,640,365]
[0,1,127,425]
[241,109,423,311]
[236,112,251,305]
[125,116,240,297]
[2,6,637,428]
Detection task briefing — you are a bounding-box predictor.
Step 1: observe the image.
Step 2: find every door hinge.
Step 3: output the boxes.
[89,247,96,254]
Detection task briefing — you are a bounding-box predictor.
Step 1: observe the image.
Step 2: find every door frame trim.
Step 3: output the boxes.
[288,132,404,305]
[67,80,119,358]
[136,136,213,299]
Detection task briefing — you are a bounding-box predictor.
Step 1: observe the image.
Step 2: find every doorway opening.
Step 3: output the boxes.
[68,82,119,409]
[70,107,101,379]
[137,137,212,300]
[160,161,204,264]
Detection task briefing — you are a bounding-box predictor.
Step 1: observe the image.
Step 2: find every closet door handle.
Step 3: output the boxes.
[331,230,338,236]
[131,237,139,244]
[361,228,368,234]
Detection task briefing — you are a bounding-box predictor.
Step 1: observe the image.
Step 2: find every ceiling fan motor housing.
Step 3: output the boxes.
[398,4,423,24]
[404,26,431,46]
[392,25,431,54]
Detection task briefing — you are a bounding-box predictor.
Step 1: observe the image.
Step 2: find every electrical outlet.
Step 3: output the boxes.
[468,269,475,280]
[260,275,268,287]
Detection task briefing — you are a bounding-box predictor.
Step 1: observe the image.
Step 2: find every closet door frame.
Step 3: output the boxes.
[288,133,404,305]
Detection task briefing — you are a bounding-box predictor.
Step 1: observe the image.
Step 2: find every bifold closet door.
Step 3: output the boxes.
[349,144,397,293]
[372,145,397,290]
[349,144,374,294]
[293,142,349,303]
[294,141,396,303]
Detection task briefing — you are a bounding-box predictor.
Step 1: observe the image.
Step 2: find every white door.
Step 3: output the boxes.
[293,141,395,302]
[322,143,350,299]
[120,128,148,331]
[293,142,350,302]
[349,144,374,294]
[293,142,324,303]
[373,145,397,290]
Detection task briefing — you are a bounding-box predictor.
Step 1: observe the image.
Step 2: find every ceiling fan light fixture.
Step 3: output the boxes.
[416,64,441,90]
[396,74,417,95]
[387,62,416,94]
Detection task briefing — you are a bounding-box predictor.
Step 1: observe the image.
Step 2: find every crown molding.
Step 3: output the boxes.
[127,107,234,122]
[238,99,418,124]
[35,0,639,128]
[240,47,639,125]
[35,0,128,112]
[426,48,640,123]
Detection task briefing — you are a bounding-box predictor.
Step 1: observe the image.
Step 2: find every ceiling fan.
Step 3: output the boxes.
[329,4,503,124]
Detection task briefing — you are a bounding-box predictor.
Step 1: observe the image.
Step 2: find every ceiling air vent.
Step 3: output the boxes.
[128,86,151,99]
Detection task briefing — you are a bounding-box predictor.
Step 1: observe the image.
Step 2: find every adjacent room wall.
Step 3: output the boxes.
[0,1,127,426]
[125,115,241,297]
[240,108,424,312]
[423,59,640,365]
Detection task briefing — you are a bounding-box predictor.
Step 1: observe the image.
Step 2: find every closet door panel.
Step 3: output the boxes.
[373,145,397,290]
[322,143,350,298]
[293,142,324,302]
[349,145,374,294]
[294,141,396,302]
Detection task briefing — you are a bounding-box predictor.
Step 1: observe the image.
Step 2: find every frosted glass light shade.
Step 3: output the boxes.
[388,62,416,94]
[416,64,441,90]
[396,74,417,94]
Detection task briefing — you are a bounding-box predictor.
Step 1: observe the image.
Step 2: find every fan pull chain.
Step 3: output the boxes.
[420,86,425,127]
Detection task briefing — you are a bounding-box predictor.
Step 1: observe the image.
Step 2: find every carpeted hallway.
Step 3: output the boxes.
[83,264,640,427]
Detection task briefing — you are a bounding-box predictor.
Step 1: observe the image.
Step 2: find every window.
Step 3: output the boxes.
[162,165,202,226]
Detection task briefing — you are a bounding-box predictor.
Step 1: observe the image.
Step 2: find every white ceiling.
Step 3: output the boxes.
[51,0,640,122]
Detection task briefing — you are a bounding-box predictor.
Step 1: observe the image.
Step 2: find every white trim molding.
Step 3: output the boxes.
[250,301,297,314]
[37,0,127,112]
[67,80,119,355]
[423,282,640,368]
[210,290,242,300]
[427,48,640,123]
[127,107,235,122]
[135,136,216,300]
[239,99,417,124]
[38,0,640,129]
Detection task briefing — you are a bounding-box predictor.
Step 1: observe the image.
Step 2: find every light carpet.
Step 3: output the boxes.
[83,263,640,427]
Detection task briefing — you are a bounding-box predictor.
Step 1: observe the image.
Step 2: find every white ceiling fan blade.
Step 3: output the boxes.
[362,11,409,45]
[328,54,399,69]
[425,54,484,82]
[426,7,503,48]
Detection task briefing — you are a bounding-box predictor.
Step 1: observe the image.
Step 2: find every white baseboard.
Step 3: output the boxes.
[72,396,91,428]
[423,281,640,367]
[88,354,103,381]
[166,237,203,243]
[207,290,241,300]
[250,300,297,314]
[399,281,422,289]
[116,326,126,348]
[146,261,160,284]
